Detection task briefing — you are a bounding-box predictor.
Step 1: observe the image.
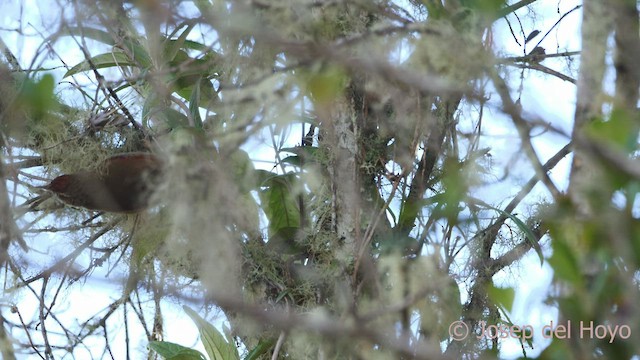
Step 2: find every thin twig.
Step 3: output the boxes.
[20,217,122,286]
[271,331,286,360]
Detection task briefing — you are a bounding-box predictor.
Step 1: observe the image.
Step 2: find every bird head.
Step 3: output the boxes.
[45,174,73,194]
[43,174,89,207]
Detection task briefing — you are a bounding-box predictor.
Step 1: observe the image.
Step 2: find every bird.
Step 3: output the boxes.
[527,46,546,63]
[43,152,164,213]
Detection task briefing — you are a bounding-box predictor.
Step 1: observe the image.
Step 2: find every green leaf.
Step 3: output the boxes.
[189,77,203,128]
[20,74,57,121]
[537,338,572,359]
[486,283,515,312]
[56,27,116,46]
[194,0,214,15]
[461,0,506,14]
[586,110,639,153]
[175,77,217,105]
[229,150,257,192]
[148,341,207,360]
[157,108,191,130]
[142,93,191,130]
[281,155,301,166]
[1,73,66,143]
[301,66,346,106]
[258,174,301,236]
[280,146,321,165]
[244,339,276,360]
[64,51,138,78]
[180,39,210,52]
[548,237,582,285]
[631,219,640,266]
[164,23,197,61]
[168,51,218,105]
[254,170,278,185]
[183,306,240,360]
[58,27,152,67]
[424,1,447,19]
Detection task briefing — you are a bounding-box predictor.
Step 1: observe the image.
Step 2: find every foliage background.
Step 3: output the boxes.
[0,0,638,359]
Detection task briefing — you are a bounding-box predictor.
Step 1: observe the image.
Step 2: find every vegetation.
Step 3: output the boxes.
[0,0,637,359]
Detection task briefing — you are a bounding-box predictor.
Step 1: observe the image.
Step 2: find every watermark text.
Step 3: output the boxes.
[448,320,631,343]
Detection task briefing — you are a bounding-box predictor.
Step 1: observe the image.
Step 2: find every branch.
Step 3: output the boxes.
[495,0,538,19]
[0,311,16,360]
[0,154,28,268]
[499,50,580,64]
[568,1,612,216]
[472,142,571,264]
[396,98,459,236]
[206,294,455,360]
[19,217,122,287]
[489,69,563,200]
[451,142,572,357]
[512,63,576,84]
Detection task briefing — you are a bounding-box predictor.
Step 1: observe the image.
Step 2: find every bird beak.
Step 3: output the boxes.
[35,183,52,191]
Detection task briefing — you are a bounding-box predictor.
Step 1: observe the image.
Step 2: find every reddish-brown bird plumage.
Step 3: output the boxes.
[44,153,164,212]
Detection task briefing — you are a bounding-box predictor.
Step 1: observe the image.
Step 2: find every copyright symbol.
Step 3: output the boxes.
[449,320,469,341]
